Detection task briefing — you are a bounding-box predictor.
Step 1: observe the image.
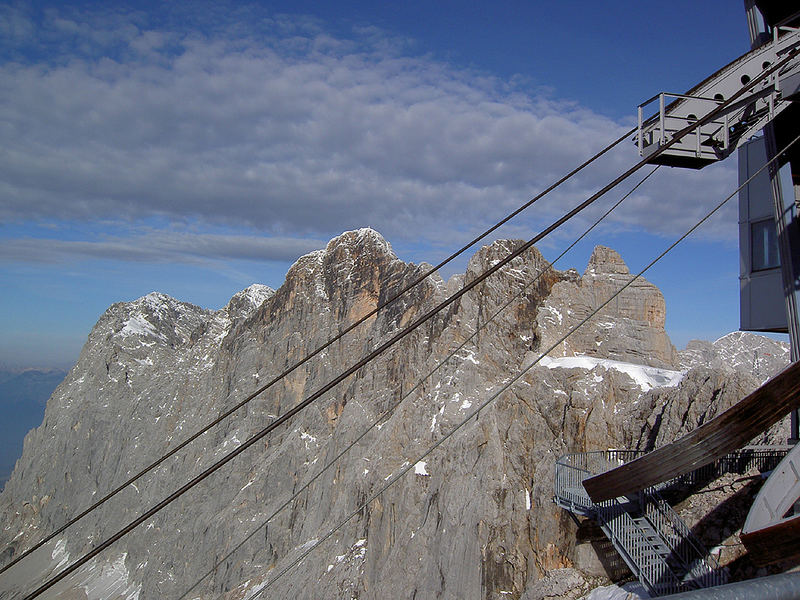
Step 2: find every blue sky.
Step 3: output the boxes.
[0,0,785,370]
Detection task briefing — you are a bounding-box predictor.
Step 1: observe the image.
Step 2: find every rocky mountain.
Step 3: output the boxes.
[680,331,790,383]
[0,229,790,600]
[0,369,67,489]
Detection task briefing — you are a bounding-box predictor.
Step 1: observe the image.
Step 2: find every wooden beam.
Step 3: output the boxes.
[583,361,800,503]
[741,514,800,566]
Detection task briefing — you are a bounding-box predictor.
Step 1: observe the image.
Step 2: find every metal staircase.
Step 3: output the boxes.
[596,489,724,596]
[554,448,789,596]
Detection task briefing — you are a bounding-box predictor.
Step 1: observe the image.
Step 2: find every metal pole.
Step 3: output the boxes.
[724,113,729,150]
[696,122,701,156]
[790,154,800,442]
[744,0,800,444]
[638,104,643,155]
[764,124,800,363]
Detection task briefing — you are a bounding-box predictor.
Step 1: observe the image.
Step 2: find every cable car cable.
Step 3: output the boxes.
[20,133,660,600]
[251,132,800,597]
[20,49,797,599]
[0,126,636,578]
[175,165,660,600]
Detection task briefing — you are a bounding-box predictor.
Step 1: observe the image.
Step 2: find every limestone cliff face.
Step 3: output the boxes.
[0,230,786,600]
[536,246,678,369]
[680,331,790,383]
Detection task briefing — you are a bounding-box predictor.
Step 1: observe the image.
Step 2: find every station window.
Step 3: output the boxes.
[751,219,780,271]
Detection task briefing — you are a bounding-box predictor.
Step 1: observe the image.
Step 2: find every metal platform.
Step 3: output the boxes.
[636,26,800,168]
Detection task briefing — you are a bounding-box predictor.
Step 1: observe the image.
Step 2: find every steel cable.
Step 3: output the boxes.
[19,47,799,599]
[21,131,655,599]
[175,165,660,599]
[0,125,636,579]
[252,131,800,597]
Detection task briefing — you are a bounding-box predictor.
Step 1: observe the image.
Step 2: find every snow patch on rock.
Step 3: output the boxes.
[120,313,165,340]
[537,355,684,392]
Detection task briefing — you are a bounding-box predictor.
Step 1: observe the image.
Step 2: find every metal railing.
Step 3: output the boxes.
[553,447,788,596]
[554,446,790,513]
[553,449,639,514]
[597,498,684,595]
[634,26,800,164]
[637,93,729,158]
[642,489,726,589]
[685,446,789,486]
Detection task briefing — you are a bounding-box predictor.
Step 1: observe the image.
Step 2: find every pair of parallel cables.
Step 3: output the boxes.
[14,47,799,599]
[173,163,660,599]
[247,130,800,598]
[1,125,634,580]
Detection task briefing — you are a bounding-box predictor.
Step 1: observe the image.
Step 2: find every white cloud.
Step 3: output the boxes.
[0,4,741,263]
[0,230,324,265]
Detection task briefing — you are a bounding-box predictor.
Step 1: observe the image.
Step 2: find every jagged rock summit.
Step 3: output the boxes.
[536,245,677,368]
[0,229,789,600]
[680,331,790,383]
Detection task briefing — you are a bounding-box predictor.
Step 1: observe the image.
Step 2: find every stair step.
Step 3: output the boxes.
[632,542,670,555]
[583,490,722,595]
[637,554,672,566]
[556,451,738,596]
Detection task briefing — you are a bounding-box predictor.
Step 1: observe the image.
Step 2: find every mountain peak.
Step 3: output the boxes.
[585,245,630,276]
[226,284,275,321]
[680,331,790,383]
[324,228,395,259]
[283,229,397,287]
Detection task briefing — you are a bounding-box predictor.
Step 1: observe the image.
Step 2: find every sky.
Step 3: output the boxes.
[0,0,789,371]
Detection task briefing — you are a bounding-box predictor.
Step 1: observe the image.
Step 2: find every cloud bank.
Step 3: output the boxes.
[0,230,324,265]
[0,3,739,267]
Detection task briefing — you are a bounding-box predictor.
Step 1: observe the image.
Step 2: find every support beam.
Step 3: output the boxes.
[583,361,800,503]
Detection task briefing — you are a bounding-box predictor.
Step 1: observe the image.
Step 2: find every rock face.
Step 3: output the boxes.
[536,246,678,369]
[0,229,789,600]
[0,368,67,488]
[680,331,790,383]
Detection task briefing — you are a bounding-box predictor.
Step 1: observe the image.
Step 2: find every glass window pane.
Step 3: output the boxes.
[752,219,780,271]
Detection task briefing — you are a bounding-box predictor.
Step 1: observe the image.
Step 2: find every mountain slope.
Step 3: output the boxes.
[0,230,787,600]
[0,369,67,489]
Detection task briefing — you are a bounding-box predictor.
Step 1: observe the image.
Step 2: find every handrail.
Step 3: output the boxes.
[639,91,725,111]
[597,497,684,595]
[554,450,643,513]
[635,27,800,163]
[554,446,789,507]
[643,489,726,588]
[554,447,787,595]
